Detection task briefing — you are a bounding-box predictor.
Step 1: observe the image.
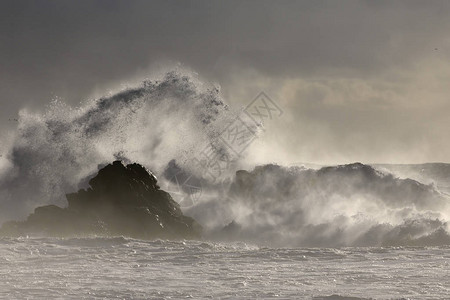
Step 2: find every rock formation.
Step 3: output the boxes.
[0,161,202,239]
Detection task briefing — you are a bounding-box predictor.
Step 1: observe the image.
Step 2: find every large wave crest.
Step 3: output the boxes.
[1,68,449,247]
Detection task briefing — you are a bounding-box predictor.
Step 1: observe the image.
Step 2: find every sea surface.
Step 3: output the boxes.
[1,237,449,299]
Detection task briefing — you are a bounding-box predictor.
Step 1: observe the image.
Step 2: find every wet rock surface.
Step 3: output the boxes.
[0,161,202,239]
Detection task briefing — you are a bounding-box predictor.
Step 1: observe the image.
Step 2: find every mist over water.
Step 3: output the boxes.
[0,69,242,222]
[0,68,449,248]
[189,163,450,247]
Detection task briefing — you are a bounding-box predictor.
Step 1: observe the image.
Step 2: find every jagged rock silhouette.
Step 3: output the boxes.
[0,161,202,239]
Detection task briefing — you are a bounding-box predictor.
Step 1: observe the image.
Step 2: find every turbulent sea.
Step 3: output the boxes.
[2,69,450,299]
[1,237,449,299]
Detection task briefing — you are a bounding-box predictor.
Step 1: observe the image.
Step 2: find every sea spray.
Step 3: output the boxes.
[0,69,242,222]
[1,69,450,247]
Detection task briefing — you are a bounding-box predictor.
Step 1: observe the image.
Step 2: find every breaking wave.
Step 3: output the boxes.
[0,68,449,247]
[187,162,450,247]
[0,69,251,221]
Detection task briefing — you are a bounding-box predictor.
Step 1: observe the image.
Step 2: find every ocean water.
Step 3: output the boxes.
[1,69,450,299]
[1,237,449,299]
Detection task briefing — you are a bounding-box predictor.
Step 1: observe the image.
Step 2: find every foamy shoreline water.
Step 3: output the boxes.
[1,237,448,299]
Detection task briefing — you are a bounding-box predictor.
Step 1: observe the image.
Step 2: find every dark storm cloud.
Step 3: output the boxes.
[1,0,450,162]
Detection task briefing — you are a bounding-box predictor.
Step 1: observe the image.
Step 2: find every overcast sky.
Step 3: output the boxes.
[1,0,450,164]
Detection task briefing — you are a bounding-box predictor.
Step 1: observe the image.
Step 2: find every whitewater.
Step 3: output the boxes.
[1,237,449,299]
[1,69,450,299]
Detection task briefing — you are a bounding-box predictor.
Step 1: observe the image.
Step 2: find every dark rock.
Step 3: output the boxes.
[0,161,202,239]
[220,220,242,239]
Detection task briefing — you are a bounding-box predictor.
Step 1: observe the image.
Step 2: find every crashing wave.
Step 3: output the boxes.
[189,163,450,247]
[0,69,253,222]
[1,68,449,247]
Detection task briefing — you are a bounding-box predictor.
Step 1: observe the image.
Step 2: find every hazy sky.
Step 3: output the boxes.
[1,0,450,164]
